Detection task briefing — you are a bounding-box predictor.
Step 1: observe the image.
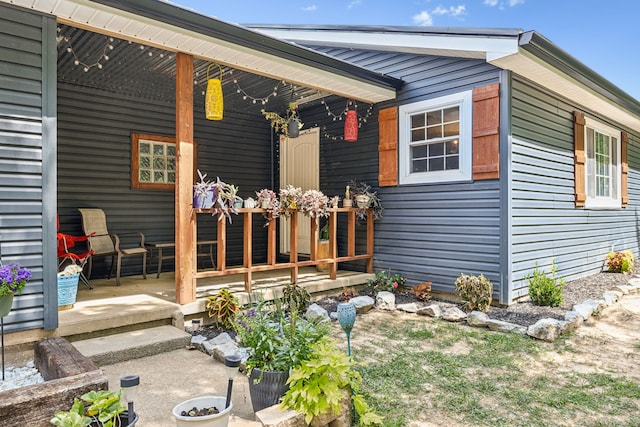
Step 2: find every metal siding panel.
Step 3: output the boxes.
[511,76,640,300]
[0,3,47,332]
[57,83,273,277]
[308,47,504,298]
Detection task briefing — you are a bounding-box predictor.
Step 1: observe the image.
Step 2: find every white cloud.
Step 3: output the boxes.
[413,10,433,26]
[302,4,317,12]
[484,0,524,7]
[432,5,466,16]
[347,0,362,9]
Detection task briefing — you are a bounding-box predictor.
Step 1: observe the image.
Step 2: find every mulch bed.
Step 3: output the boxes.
[191,265,635,340]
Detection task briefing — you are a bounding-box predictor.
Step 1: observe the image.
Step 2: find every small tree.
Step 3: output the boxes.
[525,260,565,307]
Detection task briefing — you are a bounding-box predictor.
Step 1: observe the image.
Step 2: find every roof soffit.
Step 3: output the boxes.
[3,0,397,102]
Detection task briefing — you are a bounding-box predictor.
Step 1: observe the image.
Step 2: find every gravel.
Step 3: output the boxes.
[0,361,44,392]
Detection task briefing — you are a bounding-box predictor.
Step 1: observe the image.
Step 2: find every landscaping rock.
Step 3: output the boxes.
[614,284,633,295]
[527,318,565,342]
[563,311,584,332]
[486,319,527,335]
[467,311,490,327]
[190,335,208,345]
[417,304,442,318]
[573,299,605,318]
[306,303,330,322]
[602,291,621,306]
[442,307,467,322]
[329,311,339,321]
[376,291,396,311]
[208,332,232,346]
[397,302,419,313]
[349,296,375,313]
[213,341,243,363]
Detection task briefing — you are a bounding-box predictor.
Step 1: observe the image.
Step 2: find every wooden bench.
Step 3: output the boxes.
[145,240,217,278]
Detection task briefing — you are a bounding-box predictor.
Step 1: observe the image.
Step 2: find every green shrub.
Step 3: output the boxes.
[205,289,239,330]
[280,336,383,426]
[366,270,406,294]
[605,249,635,273]
[454,273,493,312]
[525,261,565,307]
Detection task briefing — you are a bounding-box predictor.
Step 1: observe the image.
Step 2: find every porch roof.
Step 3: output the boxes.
[253,24,640,133]
[5,0,400,103]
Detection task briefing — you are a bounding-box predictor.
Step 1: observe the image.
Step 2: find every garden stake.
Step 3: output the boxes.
[337,302,356,357]
[224,354,242,409]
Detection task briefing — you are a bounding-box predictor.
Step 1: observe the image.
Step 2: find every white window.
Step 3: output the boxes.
[584,118,621,208]
[398,91,472,185]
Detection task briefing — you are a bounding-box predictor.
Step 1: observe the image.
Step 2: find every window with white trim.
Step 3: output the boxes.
[398,91,472,185]
[584,118,621,208]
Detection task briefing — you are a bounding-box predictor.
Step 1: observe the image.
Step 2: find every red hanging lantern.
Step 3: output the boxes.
[344,100,358,142]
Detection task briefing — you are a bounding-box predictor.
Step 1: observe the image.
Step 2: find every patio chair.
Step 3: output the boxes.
[78,208,147,286]
[56,215,95,290]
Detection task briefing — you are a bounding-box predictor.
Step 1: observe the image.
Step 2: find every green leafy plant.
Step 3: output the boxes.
[205,288,239,330]
[261,102,303,138]
[605,249,634,273]
[346,180,383,221]
[366,270,406,294]
[51,389,126,427]
[280,336,383,426]
[281,282,311,314]
[525,261,565,307]
[454,273,493,312]
[234,297,329,374]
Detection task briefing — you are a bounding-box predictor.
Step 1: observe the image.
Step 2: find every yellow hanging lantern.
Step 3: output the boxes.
[205,63,224,120]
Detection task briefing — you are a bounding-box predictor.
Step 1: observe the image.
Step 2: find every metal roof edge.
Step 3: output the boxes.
[247,24,523,38]
[519,31,640,117]
[87,0,403,90]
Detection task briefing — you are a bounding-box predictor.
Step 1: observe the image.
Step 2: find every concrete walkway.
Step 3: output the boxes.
[100,348,259,426]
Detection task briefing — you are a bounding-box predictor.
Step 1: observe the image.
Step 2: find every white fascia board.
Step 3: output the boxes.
[4,0,395,103]
[491,50,640,133]
[256,28,520,61]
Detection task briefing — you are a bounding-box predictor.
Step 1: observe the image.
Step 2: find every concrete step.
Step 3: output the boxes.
[72,325,191,366]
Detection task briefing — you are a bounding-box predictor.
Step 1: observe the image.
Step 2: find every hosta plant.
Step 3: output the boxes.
[205,288,239,330]
[454,273,493,312]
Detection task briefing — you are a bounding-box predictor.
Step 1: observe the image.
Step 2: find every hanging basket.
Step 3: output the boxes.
[205,64,224,121]
[344,100,358,142]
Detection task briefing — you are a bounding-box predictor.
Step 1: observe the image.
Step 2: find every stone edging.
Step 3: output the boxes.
[360,280,640,342]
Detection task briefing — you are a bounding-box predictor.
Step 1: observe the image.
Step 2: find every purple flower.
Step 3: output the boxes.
[0,264,32,296]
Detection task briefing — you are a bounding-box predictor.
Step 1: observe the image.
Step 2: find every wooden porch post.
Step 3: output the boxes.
[175,52,195,304]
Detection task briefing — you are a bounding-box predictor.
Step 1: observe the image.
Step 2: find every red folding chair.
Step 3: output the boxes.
[57,216,95,290]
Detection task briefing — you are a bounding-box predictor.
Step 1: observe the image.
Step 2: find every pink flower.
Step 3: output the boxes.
[393,281,398,289]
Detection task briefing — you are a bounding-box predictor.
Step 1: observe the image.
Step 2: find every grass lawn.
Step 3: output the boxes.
[343,312,640,427]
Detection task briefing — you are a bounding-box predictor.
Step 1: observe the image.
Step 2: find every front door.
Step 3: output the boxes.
[279,128,319,255]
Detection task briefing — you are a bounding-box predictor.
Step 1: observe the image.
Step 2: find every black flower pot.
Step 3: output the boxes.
[90,411,138,426]
[287,120,300,138]
[248,368,289,413]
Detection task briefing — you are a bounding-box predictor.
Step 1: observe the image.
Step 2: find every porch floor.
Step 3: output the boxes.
[56,267,373,341]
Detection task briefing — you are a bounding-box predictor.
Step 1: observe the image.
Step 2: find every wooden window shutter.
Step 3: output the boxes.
[378,106,398,187]
[621,131,629,207]
[573,111,586,207]
[472,83,500,180]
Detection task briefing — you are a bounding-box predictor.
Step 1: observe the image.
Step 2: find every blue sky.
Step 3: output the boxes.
[172,0,640,102]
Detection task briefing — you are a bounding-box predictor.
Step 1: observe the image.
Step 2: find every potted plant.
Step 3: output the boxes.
[317,221,330,272]
[279,185,303,218]
[255,188,280,222]
[193,169,216,209]
[210,178,240,223]
[261,102,304,139]
[172,396,233,427]
[0,263,31,317]
[299,189,329,219]
[346,180,383,221]
[50,389,138,427]
[234,297,329,413]
[57,264,83,311]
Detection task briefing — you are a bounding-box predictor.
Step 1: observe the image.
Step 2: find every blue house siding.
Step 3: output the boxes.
[57,82,274,279]
[0,4,56,332]
[510,76,640,299]
[308,46,504,297]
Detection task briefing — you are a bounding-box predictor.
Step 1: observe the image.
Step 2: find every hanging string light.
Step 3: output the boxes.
[57,27,114,72]
[232,71,285,105]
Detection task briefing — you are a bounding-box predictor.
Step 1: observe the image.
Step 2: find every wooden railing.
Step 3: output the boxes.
[192,208,374,292]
